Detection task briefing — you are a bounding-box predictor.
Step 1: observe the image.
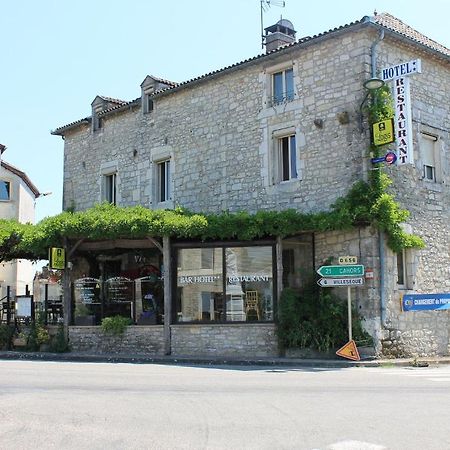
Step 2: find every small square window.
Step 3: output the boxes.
[424,165,435,181]
[272,68,294,105]
[420,133,439,183]
[0,180,11,201]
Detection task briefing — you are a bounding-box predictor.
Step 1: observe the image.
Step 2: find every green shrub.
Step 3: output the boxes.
[101,315,132,336]
[26,322,39,351]
[0,324,14,349]
[277,282,373,352]
[50,323,69,353]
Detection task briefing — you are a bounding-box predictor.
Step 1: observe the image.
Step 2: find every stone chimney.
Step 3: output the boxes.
[264,19,296,53]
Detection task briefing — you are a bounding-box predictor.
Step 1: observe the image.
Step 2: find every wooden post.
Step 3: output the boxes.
[162,236,172,355]
[276,236,283,314]
[62,238,71,338]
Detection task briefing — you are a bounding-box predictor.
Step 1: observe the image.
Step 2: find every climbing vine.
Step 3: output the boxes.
[0,85,423,261]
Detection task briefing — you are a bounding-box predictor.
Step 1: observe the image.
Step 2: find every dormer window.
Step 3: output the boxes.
[93,114,103,132]
[144,94,154,114]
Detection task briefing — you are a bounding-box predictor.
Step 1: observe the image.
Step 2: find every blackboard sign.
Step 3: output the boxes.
[74,278,100,304]
[105,277,133,303]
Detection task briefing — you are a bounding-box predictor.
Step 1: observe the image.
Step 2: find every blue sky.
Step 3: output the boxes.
[1,0,449,222]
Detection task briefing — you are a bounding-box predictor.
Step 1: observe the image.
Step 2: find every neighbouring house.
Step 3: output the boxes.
[0,144,40,301]
[51,13,449,358]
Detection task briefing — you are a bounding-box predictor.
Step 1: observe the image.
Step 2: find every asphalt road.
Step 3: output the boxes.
[1,360,449,449]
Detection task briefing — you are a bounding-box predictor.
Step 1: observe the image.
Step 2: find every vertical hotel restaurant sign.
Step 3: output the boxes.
[381,59,422,165]
[49,247,66,270]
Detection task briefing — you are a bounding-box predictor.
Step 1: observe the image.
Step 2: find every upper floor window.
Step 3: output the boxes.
[0,180,11,201]
[157,159,170,203]
[277,134,297,182]
[420,133,439,182]
[144,95,154,114]
[103,173,116,205]
[272,68,294,105]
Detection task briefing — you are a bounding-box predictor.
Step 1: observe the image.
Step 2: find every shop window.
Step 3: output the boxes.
[103,173,117,205]
[0,180,11,201]
[176,245,274,323]
[420,133,439,183]
[272,68,294,105]
[157,159,170,203]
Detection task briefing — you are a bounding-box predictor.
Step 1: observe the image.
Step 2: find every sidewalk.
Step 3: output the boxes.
[1,350,450,368]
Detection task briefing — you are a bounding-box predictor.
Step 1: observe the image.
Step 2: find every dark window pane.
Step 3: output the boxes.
[397,252,405,285]
[281,137,290,181]
[290,135,297,178]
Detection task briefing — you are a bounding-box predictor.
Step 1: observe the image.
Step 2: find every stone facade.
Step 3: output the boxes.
[171,324,278,358]
[55,15,449,358]
[69,326,165,355]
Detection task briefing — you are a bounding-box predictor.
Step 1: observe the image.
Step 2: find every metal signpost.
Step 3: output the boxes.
[316,258,365,359]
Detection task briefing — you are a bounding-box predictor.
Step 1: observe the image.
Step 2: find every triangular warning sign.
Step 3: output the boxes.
[336,339,360,361]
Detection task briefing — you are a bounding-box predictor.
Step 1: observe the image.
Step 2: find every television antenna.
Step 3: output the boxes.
[260,0,286,49]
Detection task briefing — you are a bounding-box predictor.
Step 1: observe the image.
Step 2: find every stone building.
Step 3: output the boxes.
[52,13,449,358]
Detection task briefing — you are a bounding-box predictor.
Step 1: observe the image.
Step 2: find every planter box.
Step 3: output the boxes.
[13,337,27,347]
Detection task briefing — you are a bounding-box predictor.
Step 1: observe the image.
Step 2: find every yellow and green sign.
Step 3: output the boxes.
[49,247,65,269]
[372,118,395,146]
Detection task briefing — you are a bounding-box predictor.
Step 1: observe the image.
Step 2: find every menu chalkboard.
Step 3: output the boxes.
[74,278,100,304]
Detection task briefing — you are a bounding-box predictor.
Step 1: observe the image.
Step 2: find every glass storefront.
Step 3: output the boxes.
[176,245,274,323]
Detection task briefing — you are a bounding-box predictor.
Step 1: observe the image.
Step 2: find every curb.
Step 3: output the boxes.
[1,351,449,368]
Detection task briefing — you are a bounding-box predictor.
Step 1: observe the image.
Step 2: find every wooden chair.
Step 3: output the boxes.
[245,291,260,320]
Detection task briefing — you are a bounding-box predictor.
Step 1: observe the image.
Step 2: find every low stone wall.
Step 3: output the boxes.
[69,326,165,355]
[171,323,278,357]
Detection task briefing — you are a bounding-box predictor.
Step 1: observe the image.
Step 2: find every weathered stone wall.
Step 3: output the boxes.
[374,37,450,357]
[62,29,373,214]
[60,25,450,358]
[314,227,382,352]
[171,324,278,358]
[69,326,165,355]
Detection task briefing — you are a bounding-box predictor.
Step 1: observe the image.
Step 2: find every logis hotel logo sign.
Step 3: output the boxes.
[381,59,422,165]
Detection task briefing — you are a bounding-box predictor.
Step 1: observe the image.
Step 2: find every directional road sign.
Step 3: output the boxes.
[316,264,365,277]
[317,277,364,287]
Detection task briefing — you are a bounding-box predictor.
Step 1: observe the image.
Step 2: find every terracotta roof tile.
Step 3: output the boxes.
[52,13,449,134]
[374,12,450,56]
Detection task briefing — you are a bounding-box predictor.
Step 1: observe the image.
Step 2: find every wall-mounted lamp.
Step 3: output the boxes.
[359,77,385,133]
[363,77,385,90]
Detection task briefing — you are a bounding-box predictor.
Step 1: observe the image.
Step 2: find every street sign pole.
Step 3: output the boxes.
[347,286,352,341]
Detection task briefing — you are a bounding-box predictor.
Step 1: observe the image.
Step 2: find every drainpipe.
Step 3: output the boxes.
[370,28,387,327]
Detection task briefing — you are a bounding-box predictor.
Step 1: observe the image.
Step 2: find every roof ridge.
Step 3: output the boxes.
[374,12,450,56]
[1,160,40,197]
